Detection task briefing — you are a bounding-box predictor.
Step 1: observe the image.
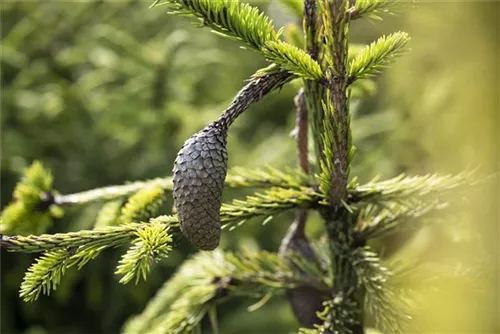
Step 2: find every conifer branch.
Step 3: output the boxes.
[118,186,166,224]
[0,161,63,235]
[54,178,173,206]
[350,246,411,333]
[262,41,323,80]
[1,186,324,253]
[221,186,323,228]
[229,165,311,190]
[2,171,474,253]
[157,0,279,51]
[348,31,410,84]
[354,203,434,239]
[94,200,124,229]
[19,249,71,302]
[0,223,138,253]
[17,220,173,302]
[18,218,174,302]
[116,224,173,284]
[348,0,400,21]
[350,172,482,239]
[51,166,309,207]
[156,0,324,80]
[125,249,329,334]
[349,171,477,206]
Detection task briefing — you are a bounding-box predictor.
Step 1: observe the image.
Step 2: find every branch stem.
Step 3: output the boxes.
[214,71,293,130]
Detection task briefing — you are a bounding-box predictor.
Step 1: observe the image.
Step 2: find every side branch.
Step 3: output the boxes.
[54,178,173,205]
[54,165,308,206]
[0,223,150,253]
[125,249,330,334]
[1,187,324,253]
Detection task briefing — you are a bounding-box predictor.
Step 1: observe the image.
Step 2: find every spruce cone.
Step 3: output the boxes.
[172,123,228,251]
[280,212,326,328]
[173,71,291,250]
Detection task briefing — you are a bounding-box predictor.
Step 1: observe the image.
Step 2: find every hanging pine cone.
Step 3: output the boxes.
[173,71,292,250]
[172,123,228,251]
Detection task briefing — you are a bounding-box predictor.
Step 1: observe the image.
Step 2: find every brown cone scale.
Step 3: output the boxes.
[172,124,228,251]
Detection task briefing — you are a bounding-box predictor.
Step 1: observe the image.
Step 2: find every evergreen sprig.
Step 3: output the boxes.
[0,161,63,235]
[350,246,411,333]
[348,32,410,84]
[157,0,278,50]
[18,217,175,302]
[349,171,476,206]
[349,0,400,20]
[227,165,310,190]
[124,252,217,334]
[94,200,124,229]
[221,186,324,229]
[0,218,175,253]
[19,249,70,302]
[119,186,166,224]
[155,0,323,80]
[19,235,125,302]
[53,166,309,207]
[116,224,173,284]
[125,248,328,334]
[151,284,217,334]
[54,177,173,206]
[262,40,323,80]
[1,186,322,253]
[354,203,434,239]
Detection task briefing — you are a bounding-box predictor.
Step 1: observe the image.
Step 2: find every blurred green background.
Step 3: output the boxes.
[1,1,498,333]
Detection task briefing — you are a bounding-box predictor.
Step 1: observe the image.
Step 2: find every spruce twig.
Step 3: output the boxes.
[348,31,410,84]
[348,0,401,21]
[156,0,323,80]
[350,246,411,333]
[1,186,324,253]
[349,171,478,205]
[52,166,308,206]
[125,248,329,334]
